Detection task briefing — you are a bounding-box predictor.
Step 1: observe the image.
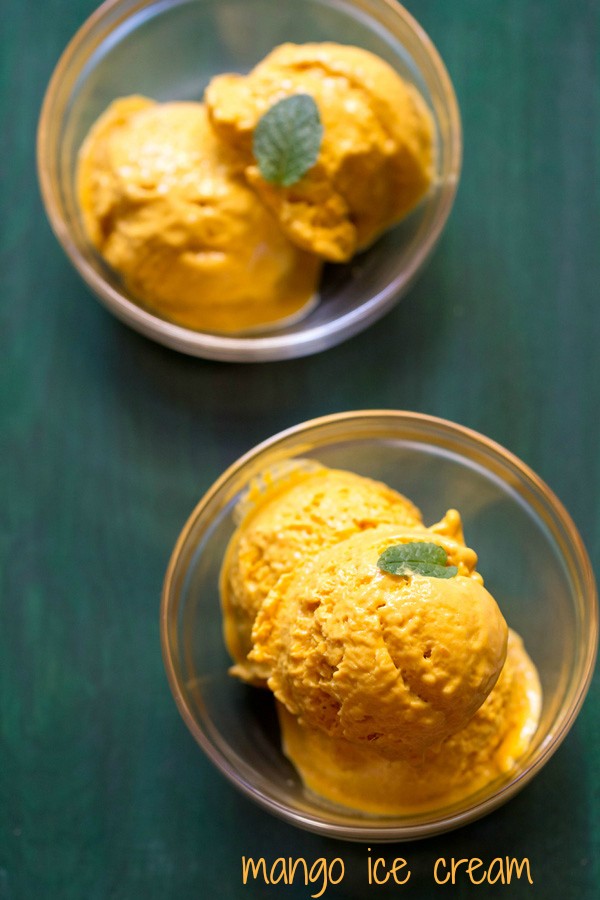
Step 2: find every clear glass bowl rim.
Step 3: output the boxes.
[37,0,462,362]
[160,410,598,841]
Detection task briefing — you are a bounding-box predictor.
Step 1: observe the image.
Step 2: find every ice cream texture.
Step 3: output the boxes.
[278,629,541,814]
[250,522,508,757]
[220,464,541,814]
[220,462,422,684]
[76,97,321,333]
[206,43,435,262]
[77,42,435,332]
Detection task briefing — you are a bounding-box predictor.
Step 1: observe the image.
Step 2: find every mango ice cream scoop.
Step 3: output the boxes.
[278,629,540,814]
[250,522,508,757]
[76,97,321,333]
[206,42,435,262]
[220,463,422,683]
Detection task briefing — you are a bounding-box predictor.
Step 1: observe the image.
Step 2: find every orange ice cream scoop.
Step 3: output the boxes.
[220,463,422,684]
[250,521,508,757]
[206,42,435,262]
[76,97,321,333]
[278,629,541,815]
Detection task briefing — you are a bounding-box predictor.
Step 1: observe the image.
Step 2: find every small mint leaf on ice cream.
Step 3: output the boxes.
[377,542,459,579]
[253,94,323,187]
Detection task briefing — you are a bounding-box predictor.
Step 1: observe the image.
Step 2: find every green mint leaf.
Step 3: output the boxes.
[253,94,323,187]
[377,542,459,579]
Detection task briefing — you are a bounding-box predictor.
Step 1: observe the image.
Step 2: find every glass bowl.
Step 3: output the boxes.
[37,0,461,362]
[161,411,597,841]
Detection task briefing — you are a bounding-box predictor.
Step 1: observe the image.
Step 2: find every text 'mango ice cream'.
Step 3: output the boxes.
[77,42,435,334]
[220,463,541,815]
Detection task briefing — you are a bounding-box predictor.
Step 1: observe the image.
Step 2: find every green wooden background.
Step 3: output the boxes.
[1,0,599,897]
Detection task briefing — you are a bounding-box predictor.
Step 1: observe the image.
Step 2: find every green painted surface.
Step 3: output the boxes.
[1,0,599,896]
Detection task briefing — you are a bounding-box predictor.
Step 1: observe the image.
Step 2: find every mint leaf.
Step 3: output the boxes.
[377,542,458,579]
[253,94,323,187]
